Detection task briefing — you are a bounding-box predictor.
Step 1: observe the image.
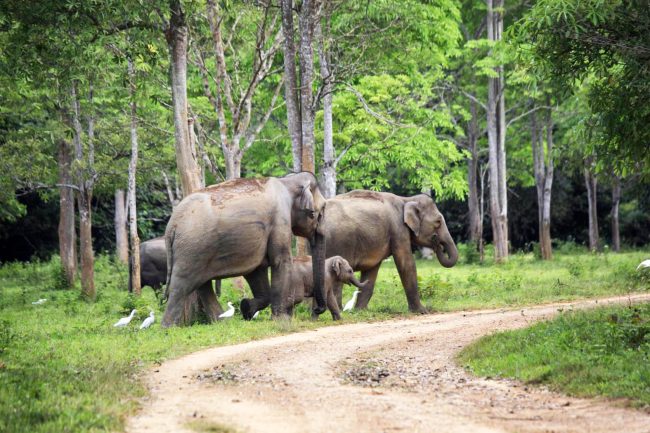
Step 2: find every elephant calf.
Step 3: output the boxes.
[286,256,368,320]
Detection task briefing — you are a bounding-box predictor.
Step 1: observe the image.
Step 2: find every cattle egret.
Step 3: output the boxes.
[31,298,47,305]
[637,259,650,271]
[140,311,155,329]
[219,302,235,319]
[343,290,361,312]
[114,309,137,327]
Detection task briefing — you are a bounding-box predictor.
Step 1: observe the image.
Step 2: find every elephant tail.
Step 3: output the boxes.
[164,227,175,301]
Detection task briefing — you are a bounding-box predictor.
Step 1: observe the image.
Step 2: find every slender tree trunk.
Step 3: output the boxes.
[58,139,77,287]
[71,82,95,300]
[114,189,128,263]
[224,150,242,180]
[281,0,302,172]
[611,175,621,252]
[128,58,142,295]
[298,0,316,176]
[584,155,599,252]
[316,19,335,198]
[466,97,481,249]
[167,0,204,196]
[479,164,487,262]
[486,0,508,262]
[541,100,554,259]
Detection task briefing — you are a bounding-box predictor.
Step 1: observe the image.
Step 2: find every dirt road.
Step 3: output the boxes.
[127,294,650,433]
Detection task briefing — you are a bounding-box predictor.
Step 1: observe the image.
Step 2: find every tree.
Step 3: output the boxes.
[515,0,650,171]
[127,57,141,295]
[114,189,128,263]
[194,0,284,180]
[58,139,77,286]
[486,0,508,262]
[165,0,204,196]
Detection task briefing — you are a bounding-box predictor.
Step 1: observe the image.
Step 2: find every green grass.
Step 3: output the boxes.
[458,302,650,407]
[0,247,648,432]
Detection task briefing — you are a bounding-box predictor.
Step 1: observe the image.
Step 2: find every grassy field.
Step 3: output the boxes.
[458,301,650,407]
[0,246,648,432]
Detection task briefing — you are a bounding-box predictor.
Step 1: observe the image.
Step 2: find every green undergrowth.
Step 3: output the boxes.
[0,248,648,432]
[458,302,650,407]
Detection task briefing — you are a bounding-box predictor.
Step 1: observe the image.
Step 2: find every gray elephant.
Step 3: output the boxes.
[162,172,327,327]
[129,237,166,293]
[128,237,221,298]
[320,191,458,313]
[285,255,368,320]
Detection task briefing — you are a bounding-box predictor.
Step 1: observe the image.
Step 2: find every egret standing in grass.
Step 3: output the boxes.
[114,309,137,327]
[637,259,650,271]
[343,290,361,312]
[140,311,155,329]
[218,302,235,319]
[31,298,47,305]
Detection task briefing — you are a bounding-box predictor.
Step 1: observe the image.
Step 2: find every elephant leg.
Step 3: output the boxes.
[162,273,202,327]
[393,245,427,313]
[268,232,292,318]
[198,281,224,322]
[355,264,381,310]
[241,265,270,320]
[327,284,341,321]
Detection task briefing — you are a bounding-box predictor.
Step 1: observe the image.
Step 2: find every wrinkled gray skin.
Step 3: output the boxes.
[129,237,166,293]
[282,256,368,321]
[321,191,459,313]
[161,172,327,327]
[129,237,221,298]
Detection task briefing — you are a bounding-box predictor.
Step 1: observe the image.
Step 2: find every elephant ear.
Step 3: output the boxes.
[299,182,315,213]
[330,256,343,278]
[404,201,421,236]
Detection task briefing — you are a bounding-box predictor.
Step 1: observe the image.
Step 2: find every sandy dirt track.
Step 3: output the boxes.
[127,294,650,433]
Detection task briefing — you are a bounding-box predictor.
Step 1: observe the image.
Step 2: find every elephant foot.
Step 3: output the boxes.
[409,305,429,314]
[240,298,255,321]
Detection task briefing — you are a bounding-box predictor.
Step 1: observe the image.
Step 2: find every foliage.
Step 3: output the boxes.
[459,302,650,406]
[513,0,650,172]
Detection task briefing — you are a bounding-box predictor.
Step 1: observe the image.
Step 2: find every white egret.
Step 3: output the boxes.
[114,309,137,327]
[342,290,361,312]
[218,302,235,319]
[140,311,155,329]
[31,298,47,305]
[636,259,650,271]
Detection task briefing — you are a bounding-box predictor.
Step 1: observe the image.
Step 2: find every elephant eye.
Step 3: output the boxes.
[304,209,316,219]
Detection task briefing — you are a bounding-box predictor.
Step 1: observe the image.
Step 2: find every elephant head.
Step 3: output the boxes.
[280,172,328,315]
[403,195,458,268]
[329,256,369,290]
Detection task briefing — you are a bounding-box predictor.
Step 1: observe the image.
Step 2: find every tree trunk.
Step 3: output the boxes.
[611,175,621,252]
[466,97,481,249]
[584,156,599,252]
[316,19,336,198]
[298,0,316,176]
[167,0,204,197]
[281,0,303,173]
[541,100,554,259]
[224,150,242,180]
[114,189,128,264]
[57,139,76,287]
[128,57,142,295]
[71,81,95,300]
[486,0,508,263]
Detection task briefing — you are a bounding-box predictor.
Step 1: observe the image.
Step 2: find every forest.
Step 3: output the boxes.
[0,0,649,290]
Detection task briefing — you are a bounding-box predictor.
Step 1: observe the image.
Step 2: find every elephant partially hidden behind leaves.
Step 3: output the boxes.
[161,172,328,327]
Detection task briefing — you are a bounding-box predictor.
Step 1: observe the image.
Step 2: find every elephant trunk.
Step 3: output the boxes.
[435,233,459,268]
[350,276,369,290]
[310,232,327,315]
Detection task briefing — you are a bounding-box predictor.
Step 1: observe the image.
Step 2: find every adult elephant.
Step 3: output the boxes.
[161,172,327,327]
[321,191,458,313]
[129,237,166,293]
[128,237,221,298]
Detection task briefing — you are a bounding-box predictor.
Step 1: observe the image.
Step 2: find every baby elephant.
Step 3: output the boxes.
[288,255,368,320]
